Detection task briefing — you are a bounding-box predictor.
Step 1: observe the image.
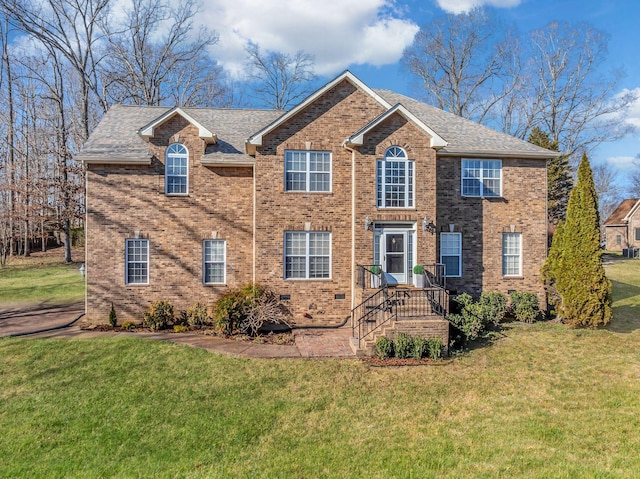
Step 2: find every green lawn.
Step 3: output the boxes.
[0,249,85,306]
[0,255,639,477]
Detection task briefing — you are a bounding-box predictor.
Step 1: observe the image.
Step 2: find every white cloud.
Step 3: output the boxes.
[435,0,522,14]
[619,87,640,130]
[606,155,637,170]
[195,0,419,77]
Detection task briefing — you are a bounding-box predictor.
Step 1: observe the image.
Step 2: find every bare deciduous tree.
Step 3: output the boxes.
[245,42,317,110]
[402,7,522,125]
[592,162,620,222]
[102,0,226,107]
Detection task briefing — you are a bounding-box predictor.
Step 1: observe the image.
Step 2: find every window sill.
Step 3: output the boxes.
[165,193,190,197]
[284,191,333,194]
[284,278,332,281]
[503,276,524,280]
[125,283,149,286]
[204,283,226,287]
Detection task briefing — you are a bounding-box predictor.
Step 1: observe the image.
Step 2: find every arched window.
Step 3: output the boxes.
[376,146,414,208]
[165,143,188,195]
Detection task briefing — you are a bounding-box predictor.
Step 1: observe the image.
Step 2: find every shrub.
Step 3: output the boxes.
[427,337,443,359]
[121,321,135,331]
[447,293,485,341]
[108,303,117,328]
[375,336,393,359]
[478,291,507,325]
[394,332,414,359]
[510,291,540,323]
[212,283,290,336]
[143,300,174,331]
[412,334,428,359]
[173,324,188,333]
[186,302,210,326]
[413,264,424,275]
[370,265,381,275]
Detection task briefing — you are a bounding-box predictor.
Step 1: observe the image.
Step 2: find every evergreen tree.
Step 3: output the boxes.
[528,127,573,225]
[555,154,611,327]
[541,219,564,312]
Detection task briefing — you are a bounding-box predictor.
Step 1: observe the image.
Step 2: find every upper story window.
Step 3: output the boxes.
[376,146,414,208]
[462,159,501,197]
[284,150,331,192]
[165,143,188,195]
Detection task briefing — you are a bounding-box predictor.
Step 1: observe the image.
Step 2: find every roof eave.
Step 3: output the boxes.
[79,156,152,166]
[138,107,217,144]
[437,150,560,159]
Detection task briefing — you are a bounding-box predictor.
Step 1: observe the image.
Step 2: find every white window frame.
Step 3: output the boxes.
[440,232,462,278]
[284,231,331,280]
[203,239,226,285]
[376,146,414,208]
[125,238,149,285]
[284,150,332,192]
[165,143,189,195]
[461,159,502,198]
[502,232,522,277]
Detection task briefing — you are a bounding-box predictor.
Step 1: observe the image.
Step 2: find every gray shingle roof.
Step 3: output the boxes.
[375,90,558,158]
[77,104,281,164]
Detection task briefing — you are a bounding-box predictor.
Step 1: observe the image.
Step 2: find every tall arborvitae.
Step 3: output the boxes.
[528,127,573,225]
[541,219,564,313]
[556,153,611,327]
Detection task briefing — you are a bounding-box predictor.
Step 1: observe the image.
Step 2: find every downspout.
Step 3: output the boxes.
[252,163,256,284]
[342,140,357,313]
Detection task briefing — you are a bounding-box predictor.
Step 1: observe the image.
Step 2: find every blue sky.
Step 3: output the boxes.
[193,0,640,189]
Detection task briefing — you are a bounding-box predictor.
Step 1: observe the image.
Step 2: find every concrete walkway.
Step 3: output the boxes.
[0,303,355,359]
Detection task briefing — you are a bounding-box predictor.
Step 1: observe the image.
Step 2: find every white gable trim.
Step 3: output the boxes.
[623,199,640,222]
[138,107,217,144]
[245,70,392,153]
[345,103,447,149]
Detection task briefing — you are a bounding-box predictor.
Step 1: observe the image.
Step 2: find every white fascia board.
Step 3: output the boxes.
[138,107,217,144]
[437,150,560,159]
[623,199,640,222]
[245,70,392,151]
[346,104,448,149]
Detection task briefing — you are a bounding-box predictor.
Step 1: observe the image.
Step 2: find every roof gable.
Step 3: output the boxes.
[346,103,448,149]
[138,107,217,144]
[605,198,640,225]
[246,70,392,154]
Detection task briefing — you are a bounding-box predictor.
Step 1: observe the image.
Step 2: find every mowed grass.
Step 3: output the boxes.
[0,255,639,478]
[0,248,85,306]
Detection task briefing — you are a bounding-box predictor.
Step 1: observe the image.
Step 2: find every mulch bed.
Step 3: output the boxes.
[362,356,453,367]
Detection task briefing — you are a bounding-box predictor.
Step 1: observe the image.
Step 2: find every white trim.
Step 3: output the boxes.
[502,232,522,277]
[125,238,149,285]
[284,150,332,193]
[623,199,640,223]
[246,71,391,151]
[347,103,447,149]
[80,156,152,165]
[203,239,226,285]
[437,150,559,159]
[440,232,462,278]
[165,143,189,195]
[376,147,414,208]
[284,231,332,280]
[461,159,502,198]
[138,107,217,144]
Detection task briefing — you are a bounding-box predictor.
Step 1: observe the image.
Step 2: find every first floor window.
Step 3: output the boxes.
[502,233,522,276]
[462,159,502,197]
[285,150,331,192]
[285,231,331,279]
[440,232,461,277]
[203,240,225,284]
[635,228,640,241]
[126,238,149,284]
[616,235,622,245]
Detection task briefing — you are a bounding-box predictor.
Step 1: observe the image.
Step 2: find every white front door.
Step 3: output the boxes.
[374,226,414,285]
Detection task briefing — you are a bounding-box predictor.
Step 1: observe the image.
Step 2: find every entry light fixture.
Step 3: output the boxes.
[365,216,372,231]
[422,217,436,234]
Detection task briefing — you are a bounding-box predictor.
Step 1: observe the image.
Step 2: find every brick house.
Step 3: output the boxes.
[604,198,640,252]
[78,71,557,353]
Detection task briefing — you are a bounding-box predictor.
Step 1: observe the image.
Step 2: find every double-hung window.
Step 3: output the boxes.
[440,232,462,277]
[165,143,188,194]
[462,159,501,197]
[635,228,640,241]
[203,239,225,284]
[284,150,331,192]
[377,146,414,208]
[284,232,331,279]
[125,238,149,284]
[502,232,522,276]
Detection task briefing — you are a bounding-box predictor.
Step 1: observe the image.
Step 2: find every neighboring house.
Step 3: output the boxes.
[604,198,640,252]
[77,71,557,354]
